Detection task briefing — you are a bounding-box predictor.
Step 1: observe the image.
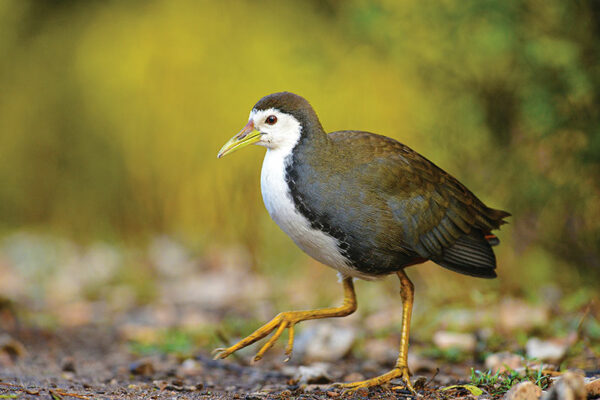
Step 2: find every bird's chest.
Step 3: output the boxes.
[260,150,361,277]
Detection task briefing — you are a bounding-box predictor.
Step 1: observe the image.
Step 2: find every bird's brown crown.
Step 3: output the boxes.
[253,92,323,133]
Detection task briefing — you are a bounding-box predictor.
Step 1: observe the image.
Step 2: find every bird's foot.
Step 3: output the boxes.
[334,365,415,395]
[212,311,302,363]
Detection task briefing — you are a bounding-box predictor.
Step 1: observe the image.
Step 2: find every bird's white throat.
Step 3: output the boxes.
[250,108,303,152]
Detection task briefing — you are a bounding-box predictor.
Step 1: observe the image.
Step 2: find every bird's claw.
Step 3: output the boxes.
[212,312,299,363]
[211,347,230,360]
[334,365,416,395]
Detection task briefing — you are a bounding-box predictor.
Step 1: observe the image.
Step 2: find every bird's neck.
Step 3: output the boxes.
[263,123,330,168]
[289,125,331,167]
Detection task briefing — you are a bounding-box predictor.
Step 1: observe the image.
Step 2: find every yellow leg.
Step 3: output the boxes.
[336,269,415,393]
[213,277,357,362]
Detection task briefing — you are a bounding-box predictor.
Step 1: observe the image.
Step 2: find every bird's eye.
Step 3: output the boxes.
[265,115,277,125]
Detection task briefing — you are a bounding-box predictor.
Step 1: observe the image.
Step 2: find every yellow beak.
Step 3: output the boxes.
[217,121,261,158]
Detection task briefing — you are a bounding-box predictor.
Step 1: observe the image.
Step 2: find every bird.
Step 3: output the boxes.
[214,92,509,392]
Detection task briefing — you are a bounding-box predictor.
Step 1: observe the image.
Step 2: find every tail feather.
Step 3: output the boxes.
[433,230,498,278]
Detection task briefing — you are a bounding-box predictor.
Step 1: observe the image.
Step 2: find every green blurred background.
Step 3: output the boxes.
[1,0,599,315]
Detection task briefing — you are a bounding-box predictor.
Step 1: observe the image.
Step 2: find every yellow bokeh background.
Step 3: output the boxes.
[1,0,599,309]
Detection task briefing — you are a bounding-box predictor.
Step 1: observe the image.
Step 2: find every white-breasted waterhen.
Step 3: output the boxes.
[214,92,509,391]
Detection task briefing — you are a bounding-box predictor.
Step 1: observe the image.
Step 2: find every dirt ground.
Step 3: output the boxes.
[1,324,599,400]
[1,236,599,399]
[0,325,458,400]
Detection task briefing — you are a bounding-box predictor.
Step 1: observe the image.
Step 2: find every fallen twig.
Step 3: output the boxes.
[50,389,90,399]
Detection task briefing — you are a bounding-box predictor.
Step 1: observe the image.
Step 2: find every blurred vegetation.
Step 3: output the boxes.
[0,0,599,298]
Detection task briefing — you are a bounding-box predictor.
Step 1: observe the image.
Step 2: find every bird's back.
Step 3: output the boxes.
[287,130,510,278]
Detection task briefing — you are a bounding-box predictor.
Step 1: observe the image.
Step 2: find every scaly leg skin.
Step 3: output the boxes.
[336,269,416,394]
[212,277,357,362]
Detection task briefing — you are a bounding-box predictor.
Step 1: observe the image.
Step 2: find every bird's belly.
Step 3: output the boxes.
[260,150,375,280]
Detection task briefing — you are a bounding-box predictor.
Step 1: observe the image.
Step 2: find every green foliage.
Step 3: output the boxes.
[128,329,198,357]
[0,0,599,292]
[470,366,551,396]
[422,346,469,363]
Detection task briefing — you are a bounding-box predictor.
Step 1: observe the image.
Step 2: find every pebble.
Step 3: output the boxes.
[585,379,600,398]
[294,323,356,361]
[432,330,476,352]
[0,334,26,359]
[61,357,76,373]
[293,362,332,384]
[129,358,156,375]
[526,335,575,362]
[504,381,542,400]
[485,352,524,373]
[541,371,586,400]
[499,299,549,332]
[363,339,397,364]
[178,358,203,376]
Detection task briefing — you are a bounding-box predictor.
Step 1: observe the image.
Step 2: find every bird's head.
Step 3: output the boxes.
[217,92,321,158]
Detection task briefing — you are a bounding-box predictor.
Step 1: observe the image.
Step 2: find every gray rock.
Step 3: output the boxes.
[432,330,476,352]
[294,322,355,362]
[293,362,333,384]
[504,381,542,400]
[541,372,586,400]
[499,299,549,332]
[585,379,600,398]
[485,352,524,373]
[526,335,575,362]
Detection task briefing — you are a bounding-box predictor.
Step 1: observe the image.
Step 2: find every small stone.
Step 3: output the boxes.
[61,371,75,381]
[61,356,76,373]
[178,358,203,376]
[363,339,397,364]
[541,371,585,400]
[327,390,340,397]
[294,363,332,384]
[499,299,549,332]
[355,387,369,397]
[526,336,574,362]
[129,358,156,376]
[153,380,168,391]
[485,352,524,373]
[433,330,476,352]
[294,323,355,362]
[585,379,600,398]
[244,394,265,400]
[0,334,26,360]
[504,381,542,400]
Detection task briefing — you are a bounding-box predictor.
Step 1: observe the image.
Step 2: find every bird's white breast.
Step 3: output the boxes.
[260,148,372,280]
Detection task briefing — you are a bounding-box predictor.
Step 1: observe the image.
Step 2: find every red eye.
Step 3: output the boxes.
[266,115,277,125]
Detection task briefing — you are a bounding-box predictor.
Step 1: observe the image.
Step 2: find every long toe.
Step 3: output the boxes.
[334,366,415,394]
